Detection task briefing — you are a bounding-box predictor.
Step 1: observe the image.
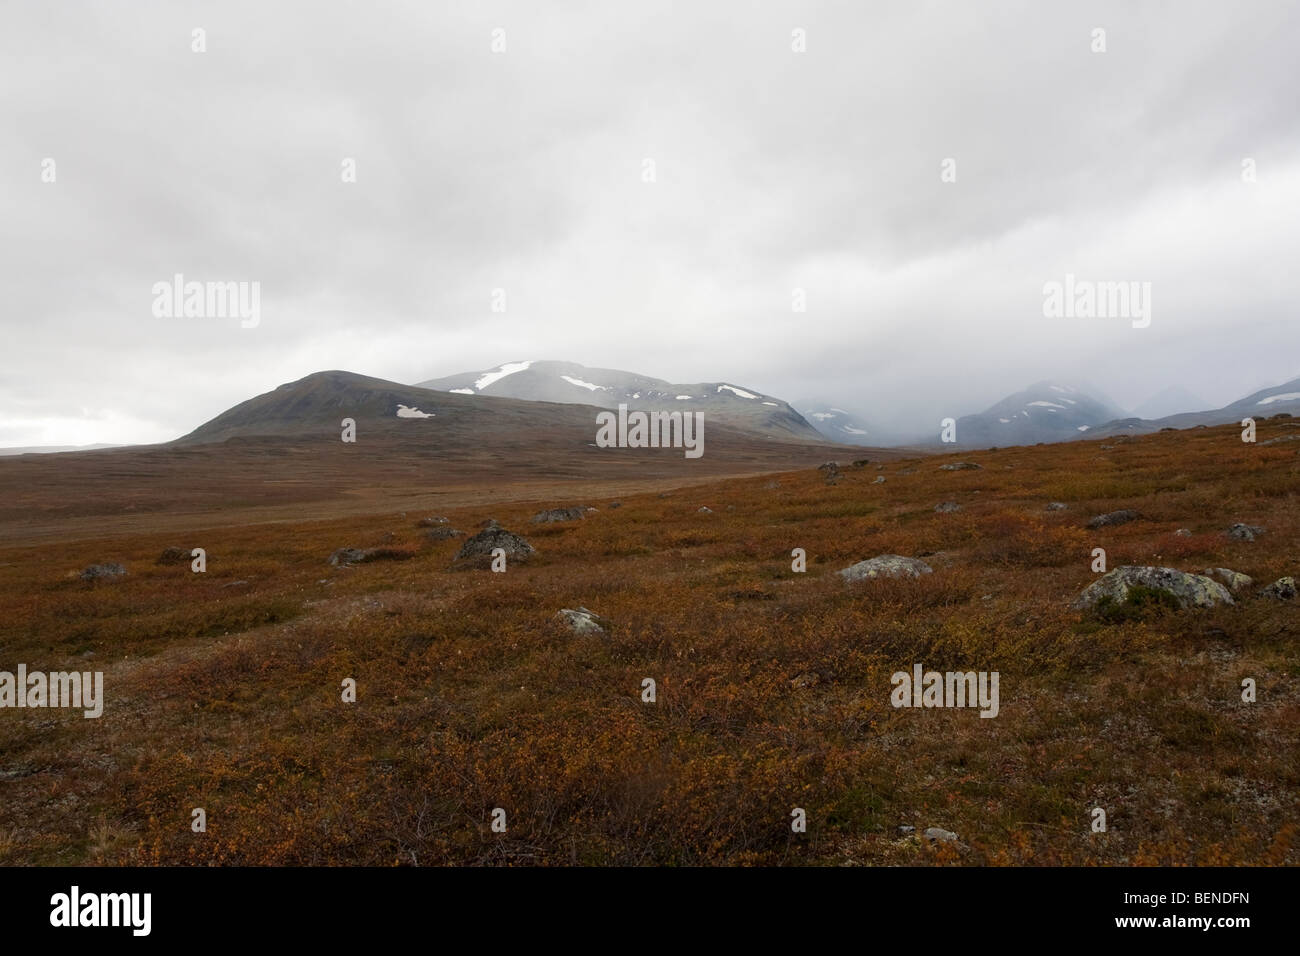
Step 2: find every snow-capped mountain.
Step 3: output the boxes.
[416,360,824,441]
[949,382,1127,447]
[1088,375,1300,438]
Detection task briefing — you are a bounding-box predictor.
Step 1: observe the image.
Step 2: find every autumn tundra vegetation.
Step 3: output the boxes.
[0,418,1296,866]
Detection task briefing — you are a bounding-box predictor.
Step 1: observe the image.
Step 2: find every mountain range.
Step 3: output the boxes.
[416,360,821,442]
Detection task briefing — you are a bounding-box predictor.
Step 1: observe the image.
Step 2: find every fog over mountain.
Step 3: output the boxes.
[3,1,1299,447]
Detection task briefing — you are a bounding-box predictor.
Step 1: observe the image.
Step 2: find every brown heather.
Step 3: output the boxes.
[0,420,1296,866]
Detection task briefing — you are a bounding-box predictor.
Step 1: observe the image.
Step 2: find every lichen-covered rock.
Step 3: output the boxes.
[839,554,933,582]
[156,547,194,565]
[1226,523,1266,542]
[1260,577,1296,600]
[329,547,414,566]
[80,563,127,581]
[329,548,367,566]
[924,827,958,842]
[934,501,962,513]
[1072,566,1233,610]
[939,462,981,471]
[1046,502,1068,511]
[454,526,536,562]
[1204,568,1253,591]
[556,607,610,636]
[424,526,465,541]
[1087,509,1139,529]
[531,507,588,523]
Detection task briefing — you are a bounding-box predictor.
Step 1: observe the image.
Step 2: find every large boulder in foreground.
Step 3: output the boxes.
[454,525,536,563]
[1072,566,1233,611]
[839,554,933,582]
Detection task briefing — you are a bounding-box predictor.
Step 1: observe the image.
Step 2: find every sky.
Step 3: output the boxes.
[3,0,1299,446]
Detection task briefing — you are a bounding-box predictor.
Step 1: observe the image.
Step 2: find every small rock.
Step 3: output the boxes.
[1046,502,1068,511]
[1226,523,1266,542]
[328,548,368,567]
[934,501,962,513]
[454,526,536,563]
[532,507,588,523]
[817,461,841,472]
[415,516,450,527]
[424,526,465,541]
[924,827,958,843]
[897,825,915,835]
[1087,509,1139,529]
[221,580,249,588]
[1260,577,1297,600]
[79,563,127,581]
[1204,568,1253,591]
[939,462,981,471]
[698,506,713,514]
[608,502,622,509]
[156,546,194,565]
[872,476,886,484]
[1174,528,1192,537]
[556,607,610,636]
[1258,434,1300,446]
[839,554,933,582]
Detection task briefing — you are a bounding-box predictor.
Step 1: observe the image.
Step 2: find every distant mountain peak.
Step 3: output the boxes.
[416,360,822,442]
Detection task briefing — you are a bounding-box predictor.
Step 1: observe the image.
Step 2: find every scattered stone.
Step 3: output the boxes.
[839,554,933,582]
[698,506,713,514]
[556,607,610,636]
[1071,566,1234,611]
[424,526,465,541]
[897,825,916,835]
[1260,577,1297,600]
[872,476,886,484]
[415,516,449,527]
[939,462,981,471]
[454,526,536,563]
[818,461,841,472]
[1226,523,1266,542]
[329,547,415,567]
[79,563,127,581]
[1258,434,1300,446]
[1204,568,1253,592]
[852,459,871,468]
[156,546,194,565]
[934,501,962,513]
[222,580,249,588]
[531,507,588,523]
[924,827,958,843]
[1087,509,1139,529]
[1046,502,1068,511]
[1174,528,1192,537]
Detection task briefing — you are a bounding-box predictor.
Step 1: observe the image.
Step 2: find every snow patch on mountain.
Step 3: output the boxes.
[561,375,607,392]
[474,361,533,391]
[717,384,757,399]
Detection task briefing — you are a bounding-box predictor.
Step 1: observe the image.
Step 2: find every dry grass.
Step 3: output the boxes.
[0,421,1297,865]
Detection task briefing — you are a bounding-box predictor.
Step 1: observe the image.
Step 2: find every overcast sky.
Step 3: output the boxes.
[3,0,1299,446]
